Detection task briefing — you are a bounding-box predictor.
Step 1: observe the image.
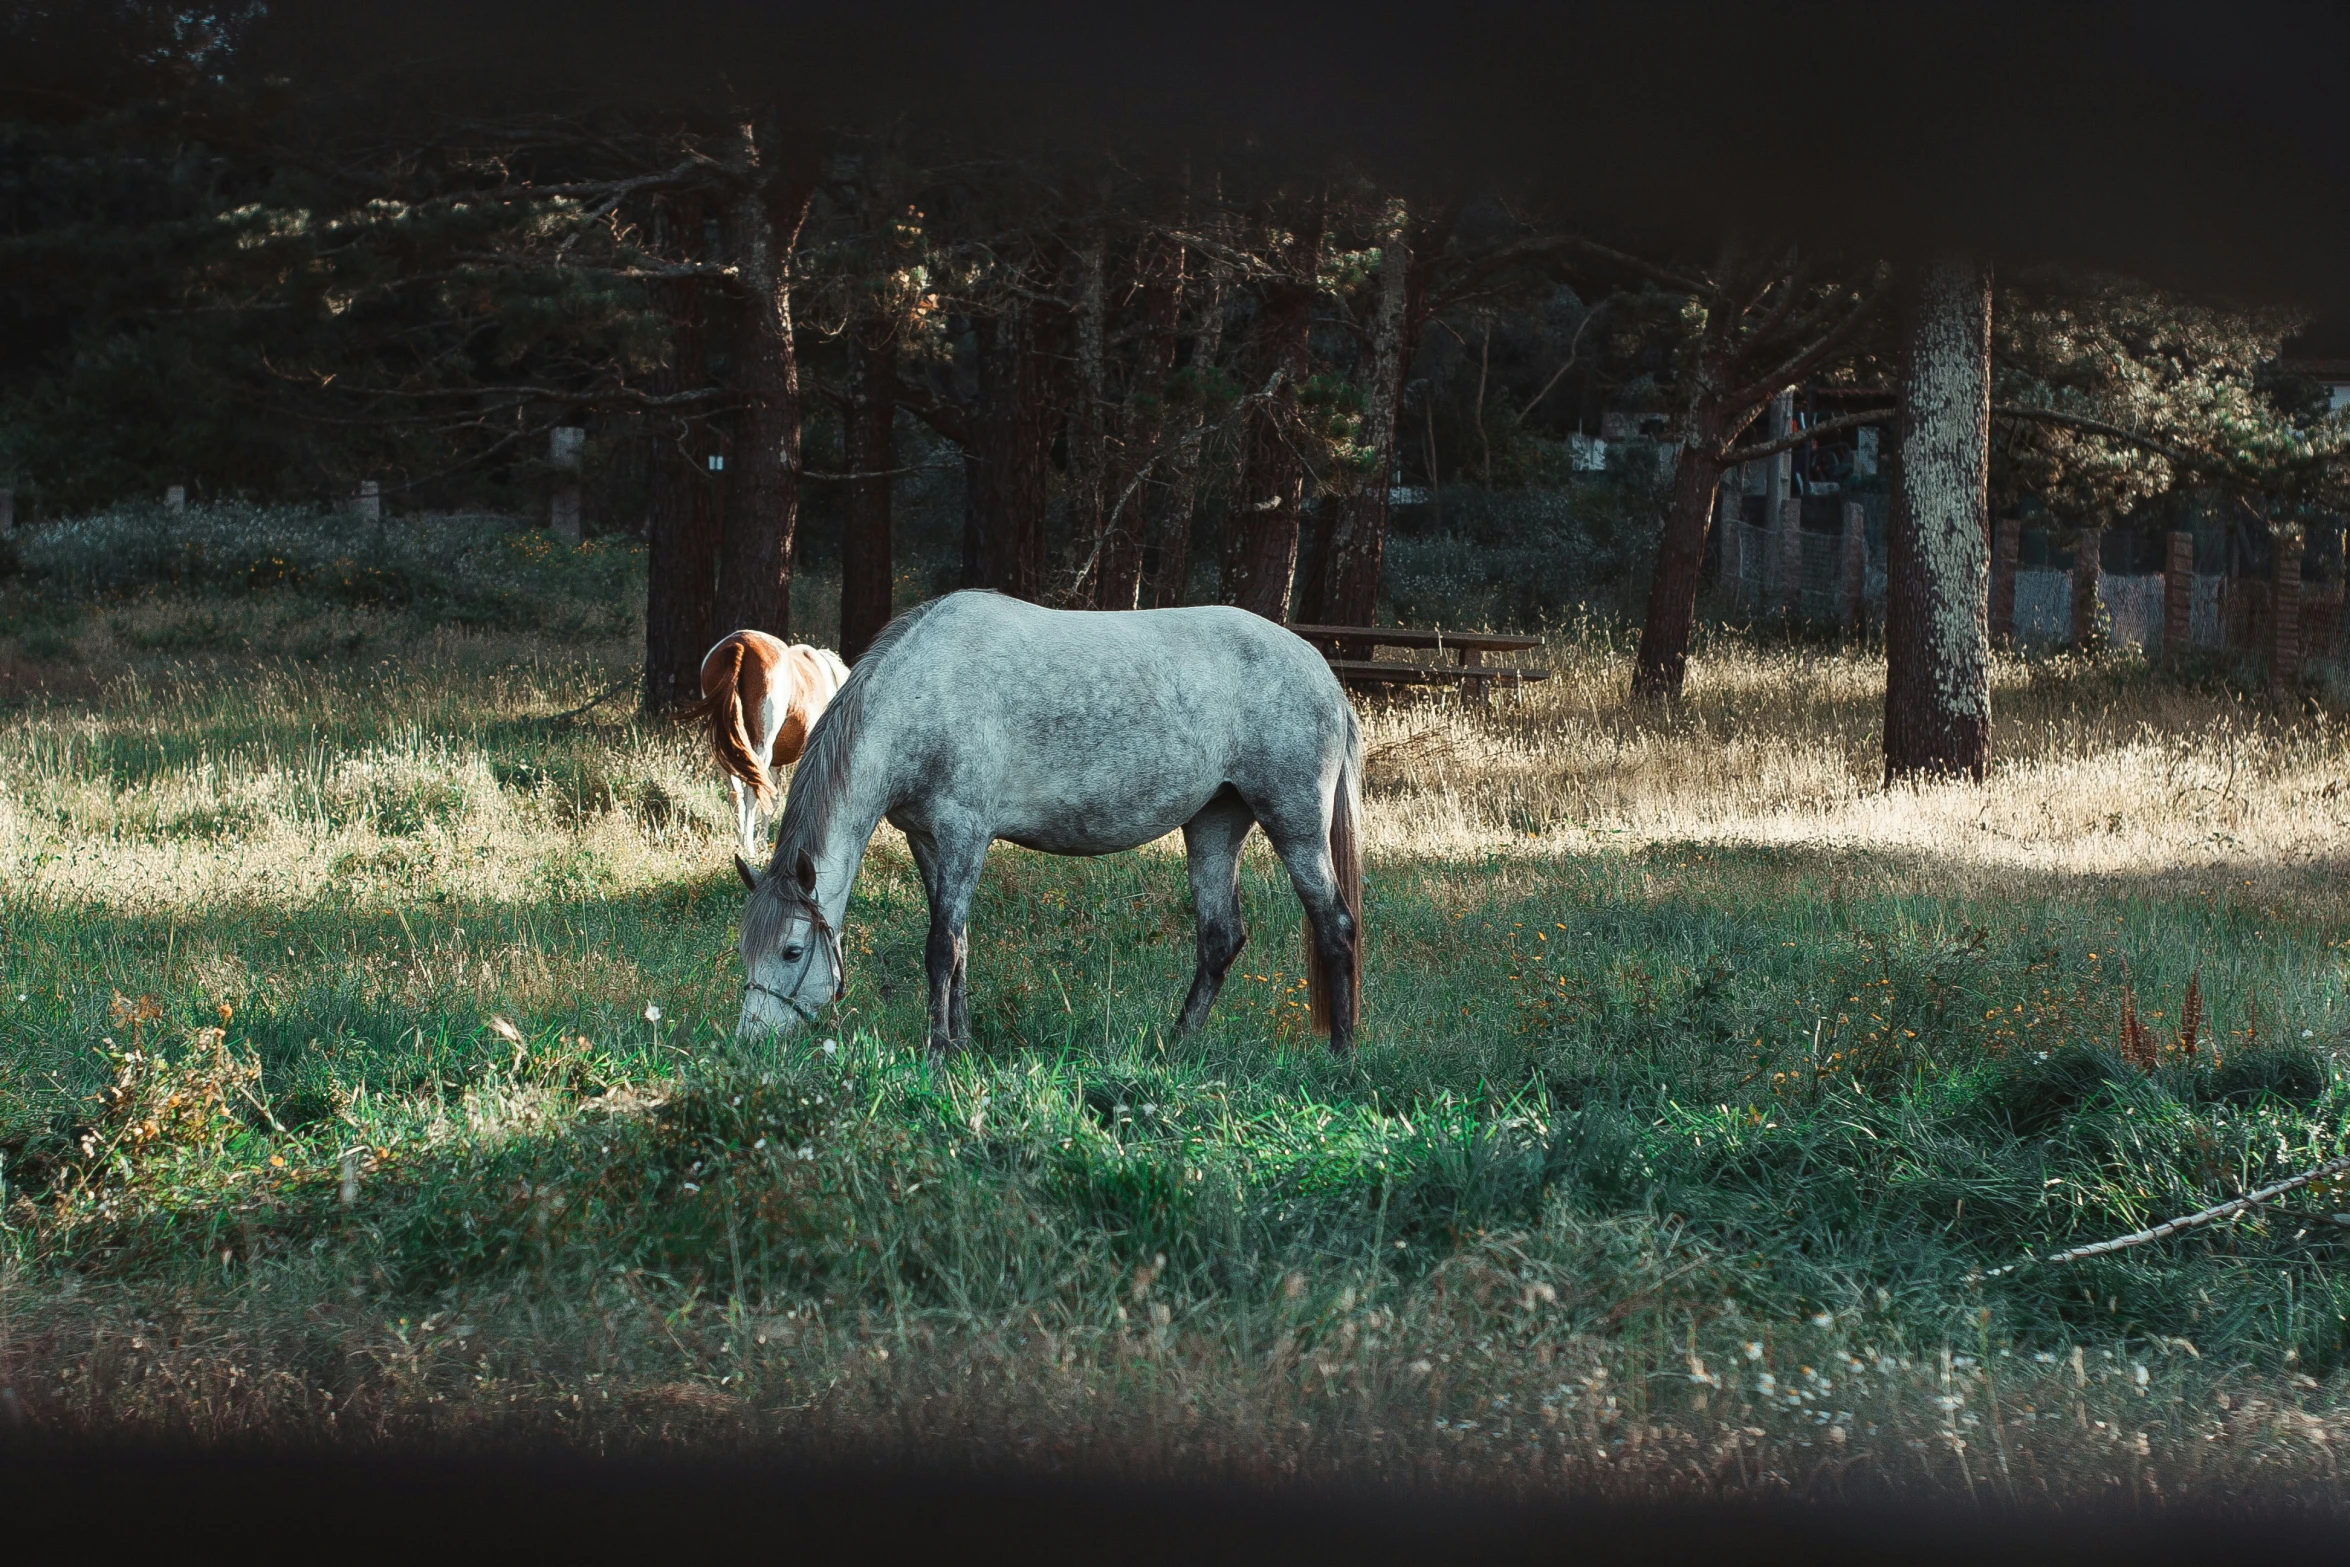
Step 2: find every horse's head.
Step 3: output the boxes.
[735,848,843,1038]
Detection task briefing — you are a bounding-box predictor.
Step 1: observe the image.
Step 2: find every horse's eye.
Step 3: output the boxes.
[782,943,805,961]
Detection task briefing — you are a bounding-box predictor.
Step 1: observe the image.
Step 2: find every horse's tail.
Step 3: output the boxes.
[1307,714,1364,1036]
[697,635,775,808]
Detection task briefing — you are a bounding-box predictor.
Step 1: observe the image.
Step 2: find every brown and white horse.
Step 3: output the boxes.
[696,630,851,858]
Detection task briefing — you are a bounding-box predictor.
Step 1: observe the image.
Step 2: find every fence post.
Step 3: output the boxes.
[2070,525,2104,647]
[2163,529,2194,657]
[164,484,186,512]
[1990,516,2021,643]
[550,426,586,544]
[355,479,381,523]
[0,486,13,536]
[2271,523,2303,695]
[1840,500,1866,632]
[1766,390,1796,612]
[1716,481,1743,602]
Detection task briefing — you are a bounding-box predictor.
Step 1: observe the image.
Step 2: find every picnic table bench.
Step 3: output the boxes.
[1285,624,1550,702]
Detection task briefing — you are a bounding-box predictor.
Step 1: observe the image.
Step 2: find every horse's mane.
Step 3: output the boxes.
[764,594,954,882]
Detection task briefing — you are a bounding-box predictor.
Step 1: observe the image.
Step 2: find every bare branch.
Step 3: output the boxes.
[1719,408,1892,465]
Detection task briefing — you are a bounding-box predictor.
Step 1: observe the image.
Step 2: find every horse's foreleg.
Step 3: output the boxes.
[1176,794,1253,1036]
[912,826,985,1058]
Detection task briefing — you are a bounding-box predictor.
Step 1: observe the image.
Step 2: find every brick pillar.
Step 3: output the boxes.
[1840,500,1866,632]
[1990,516,2021,642]
[2163,530,2194,656]
[2070,525,2104,647]
[2271,524,2303,695]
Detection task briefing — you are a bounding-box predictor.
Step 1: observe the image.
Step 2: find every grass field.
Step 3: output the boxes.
[5,505,2350,1503]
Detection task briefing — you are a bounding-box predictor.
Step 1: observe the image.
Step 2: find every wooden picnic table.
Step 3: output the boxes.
[1285,623,1550,702]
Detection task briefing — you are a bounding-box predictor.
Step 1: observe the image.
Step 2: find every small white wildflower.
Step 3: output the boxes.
[14,994,24,1003]
[820,1039,838,1055]
[1810,1312,1833,1328]
[797,1145,815,1160]
[1143,1104,1158,1117]
[644,1003,662,1023]
[753,1138,767,1151]
[1744,1341,1764,1361]
[680,1182,699,1193]
[1755,1373,1778,1397]
[2304,1029,2316,1039]
[2133,1363,2150,1387]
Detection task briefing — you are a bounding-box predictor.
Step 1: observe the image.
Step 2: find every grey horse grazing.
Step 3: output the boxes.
[734,591,1363,1055]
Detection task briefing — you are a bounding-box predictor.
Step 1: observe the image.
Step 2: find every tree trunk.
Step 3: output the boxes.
[1223,195,1326,622]
[716,132,816,636]
[967,298,1063,600]
[1324,204,1411,638]
[1630,403,1733,701]
[841,331,897,663]
[1097,229,1184,610]
[1325,201,1454,633]
[642,194,718,712]
[1883,254,1994,783]
[1149,250,1225,609]
[1064,229,1109,605]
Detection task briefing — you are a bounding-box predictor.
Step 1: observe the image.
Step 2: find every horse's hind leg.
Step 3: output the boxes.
[730,776,759,859]
[1257,799,1359,1056]
[1175,790,1254,1036]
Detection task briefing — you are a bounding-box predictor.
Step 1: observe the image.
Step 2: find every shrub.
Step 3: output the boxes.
[17,502,638,630]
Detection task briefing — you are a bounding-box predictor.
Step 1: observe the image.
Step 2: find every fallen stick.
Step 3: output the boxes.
[1980,1153,2350,1279]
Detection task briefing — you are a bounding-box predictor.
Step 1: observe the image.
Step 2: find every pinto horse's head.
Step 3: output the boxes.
[735,848,843,1038]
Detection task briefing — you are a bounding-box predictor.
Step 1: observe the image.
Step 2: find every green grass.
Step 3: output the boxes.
[4,506,2350,1500]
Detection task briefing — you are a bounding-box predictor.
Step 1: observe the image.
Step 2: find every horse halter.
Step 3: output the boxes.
[745,893,845,1027]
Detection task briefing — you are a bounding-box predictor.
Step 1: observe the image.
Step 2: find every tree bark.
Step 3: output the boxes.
[1883,254,1995,783]
[1324,204,1411,637]
[1064,227,1109,604]
[1325,201,1455,633]
[1223,195,1326,622]
[966,292,1064,600]
[841,331,897,663]
[1149,248,1226,609]
[1096,229,1184,610]
[1630,402,1734,701]
[716,129,816,636]
[642,193,718,712]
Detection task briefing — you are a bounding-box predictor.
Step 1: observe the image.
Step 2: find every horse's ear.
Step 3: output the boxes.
[795,849,818,896]
[734,853,759,891]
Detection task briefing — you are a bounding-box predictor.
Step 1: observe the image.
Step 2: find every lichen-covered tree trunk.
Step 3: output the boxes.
[1630,401,1735,702]
[840,331,897,664]
[1222,196,1325,622]
[642,194,718,711]
[716,135,815,636]
[1324,204,1410,641]
[1325,201,1453,636]
[1883,254,1994,782]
